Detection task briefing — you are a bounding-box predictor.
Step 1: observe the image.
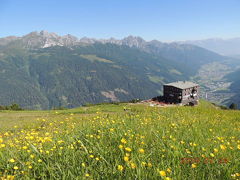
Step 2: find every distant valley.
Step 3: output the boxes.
[0,31,240,109]
[181,37,240,56]
[182,37,240,107]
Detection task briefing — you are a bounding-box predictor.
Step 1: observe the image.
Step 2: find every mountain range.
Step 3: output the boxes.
[181,38,240,57]
[0,31,239,109]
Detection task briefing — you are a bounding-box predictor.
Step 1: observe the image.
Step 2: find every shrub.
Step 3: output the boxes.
[229,103,238,110]
[9,103,23,110]
[0,104,23,110]
[129,99,141,103]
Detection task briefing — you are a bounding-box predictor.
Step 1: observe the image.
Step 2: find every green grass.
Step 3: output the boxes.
[80,54,113,63]
[147,75,164,84]
[0,101,239,179]
[169,69,182,75]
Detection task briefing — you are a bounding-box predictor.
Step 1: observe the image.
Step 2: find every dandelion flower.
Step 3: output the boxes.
[130,163,136,169]
[125,147,132,152]
[138,148,145,153]
[148,162,152,167]
[167,168,171,173]
[159,170,166,177]
[191,163,197,168]
[9,159,15,163]
[0,144,5,148]
[6,175,15,180]
[124,156,129,162]
[118,145,123,149]
[220,145,226,150]
[117,165,124,171]
[121,138,127,144]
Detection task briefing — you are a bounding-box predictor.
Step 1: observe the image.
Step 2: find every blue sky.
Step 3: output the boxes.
[0,0,239,41]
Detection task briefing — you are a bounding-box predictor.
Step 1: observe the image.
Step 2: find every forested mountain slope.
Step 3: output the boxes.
[0,31,234,109]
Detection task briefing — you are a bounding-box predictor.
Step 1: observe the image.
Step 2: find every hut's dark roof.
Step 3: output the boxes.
[164,81,198,89]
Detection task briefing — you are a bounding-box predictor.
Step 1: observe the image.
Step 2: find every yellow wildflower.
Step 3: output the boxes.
[0,143,5,147]
[148,162,152,167]
[119,145,123,149]
[138,148,145,153]
[124,156,129,162]
[159,170,166,177]
[167,168,171,173]
[121,138,127,144]
[220,145,226,150]
[6,175,15,180]
[125,147,132,152]
[9,159,15,163]
[130,163,136,169]
[191,163,197,168]
[125,153,130,157]
[117,165,124,171]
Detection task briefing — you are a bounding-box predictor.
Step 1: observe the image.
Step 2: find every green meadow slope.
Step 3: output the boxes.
[0,101,239,179]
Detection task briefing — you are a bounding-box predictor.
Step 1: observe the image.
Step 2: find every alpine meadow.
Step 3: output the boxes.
[1,0,240,180]
[0,101,239,179]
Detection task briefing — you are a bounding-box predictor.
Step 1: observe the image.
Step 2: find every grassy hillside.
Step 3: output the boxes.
[0,101,239,179]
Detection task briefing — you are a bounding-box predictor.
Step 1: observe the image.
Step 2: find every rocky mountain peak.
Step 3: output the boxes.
[0,31,177,51]
[121,36,146,48]
[39,30,59,39]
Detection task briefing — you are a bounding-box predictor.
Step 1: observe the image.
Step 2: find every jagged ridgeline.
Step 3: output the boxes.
[0,31,230,109]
